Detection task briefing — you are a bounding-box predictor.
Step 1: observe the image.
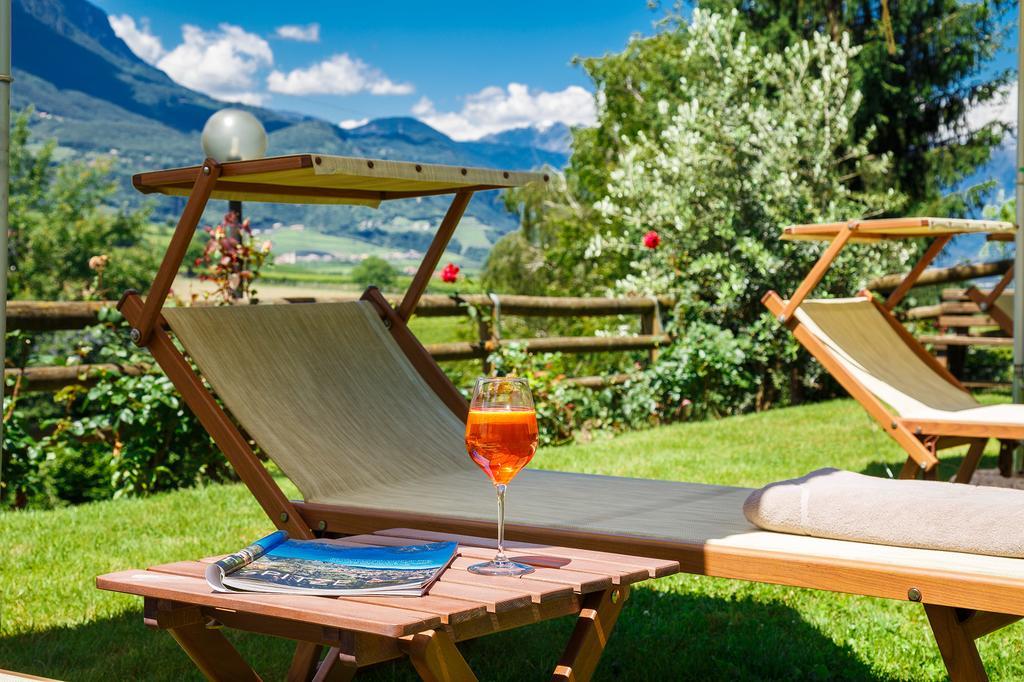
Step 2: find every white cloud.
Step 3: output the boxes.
[968,82,1017,132]
[275,23,320,43]
[156,23,273,105]
[108,14,165,65]
[267,53,413,96]
[412,83,596,140]
[339,118,369,129]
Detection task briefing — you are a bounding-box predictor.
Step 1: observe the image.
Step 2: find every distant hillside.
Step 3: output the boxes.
[11,0,570,267]
[480,122,573,154]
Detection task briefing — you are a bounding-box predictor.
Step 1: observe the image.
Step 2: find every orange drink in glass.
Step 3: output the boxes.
[465,377,538,576]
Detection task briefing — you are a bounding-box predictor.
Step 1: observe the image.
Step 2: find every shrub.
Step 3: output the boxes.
[351,256,398,289]
[2,312,230,509]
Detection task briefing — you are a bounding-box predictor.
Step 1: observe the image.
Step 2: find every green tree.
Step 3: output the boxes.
[350,255,397,289]
[699,0,1012,214]
[8,109,157,300]
[491,10,912,411]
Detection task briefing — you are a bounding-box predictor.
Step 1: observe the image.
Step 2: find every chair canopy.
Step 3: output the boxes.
[133,154,548,207]
[782,217,1016,243]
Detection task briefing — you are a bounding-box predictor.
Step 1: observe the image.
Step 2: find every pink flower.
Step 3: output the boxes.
[643,230,661,249]
[440,263,460,283]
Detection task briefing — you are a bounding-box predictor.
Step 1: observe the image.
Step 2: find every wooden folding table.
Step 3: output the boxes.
[97,528,679,681]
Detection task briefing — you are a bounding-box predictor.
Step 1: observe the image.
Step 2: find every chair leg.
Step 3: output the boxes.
[954,439,987,484]
[924,605,1022,682]
[899,455,921,480]
[998,440,1015,478]
[287,642,323,681]
[400,629,477,682]
[552,585,630,682]
[166,621,262,682]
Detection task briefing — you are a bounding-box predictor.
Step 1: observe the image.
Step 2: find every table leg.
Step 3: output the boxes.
[287,642,323,681]
[311,646,358,682]
[552,585,630,682]
[166,620,262,682]
[400,629,478,682]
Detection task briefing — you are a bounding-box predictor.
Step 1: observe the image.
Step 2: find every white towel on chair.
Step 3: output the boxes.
[743,468,1024,558]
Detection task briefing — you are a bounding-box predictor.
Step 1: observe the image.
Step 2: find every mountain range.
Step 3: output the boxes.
[11,0,571,266]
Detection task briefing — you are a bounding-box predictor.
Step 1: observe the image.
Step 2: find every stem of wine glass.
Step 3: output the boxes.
[495,483,508,564]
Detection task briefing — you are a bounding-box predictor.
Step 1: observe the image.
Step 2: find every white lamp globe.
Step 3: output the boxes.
[201,109,268,162]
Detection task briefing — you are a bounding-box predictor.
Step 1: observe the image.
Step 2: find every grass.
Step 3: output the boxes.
[3,398,1022,680]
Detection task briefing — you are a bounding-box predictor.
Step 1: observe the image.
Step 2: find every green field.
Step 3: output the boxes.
[2,398,1021,680]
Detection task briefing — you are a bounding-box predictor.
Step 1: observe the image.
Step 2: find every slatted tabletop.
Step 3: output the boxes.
[97,528,679,640]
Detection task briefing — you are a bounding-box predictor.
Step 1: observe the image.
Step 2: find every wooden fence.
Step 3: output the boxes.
[6,294,673,393]
[905,288,1010,388]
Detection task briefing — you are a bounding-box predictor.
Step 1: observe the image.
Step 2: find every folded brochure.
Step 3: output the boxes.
[205,530,458,596]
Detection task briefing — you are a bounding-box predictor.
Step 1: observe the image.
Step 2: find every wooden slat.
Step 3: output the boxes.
[323,536,574,603]
[937,315,998,328]
[424,580,534,613]
[438,568,573,604]
[97,570,441,637]
[337,533,646,584]
[343,595,486,625]
[426,334,671,361]
[448,545,649,585]
[448,556,610,593]
[919,335,1012,347]
[147,560,487,626]
[372,528,679,578]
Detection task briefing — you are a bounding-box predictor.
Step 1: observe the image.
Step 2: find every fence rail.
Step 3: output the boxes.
[868,259,1011,293]
[7,294,673,393]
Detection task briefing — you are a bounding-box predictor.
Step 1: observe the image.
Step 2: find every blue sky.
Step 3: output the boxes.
[92,1,662,139]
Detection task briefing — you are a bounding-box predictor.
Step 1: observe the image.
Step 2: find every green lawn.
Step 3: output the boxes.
[3,399,1022,680]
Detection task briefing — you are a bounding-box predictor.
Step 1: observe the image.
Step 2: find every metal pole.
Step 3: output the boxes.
[0,0,11,484]
[1014,0,1024,472]
[228,199,243,299]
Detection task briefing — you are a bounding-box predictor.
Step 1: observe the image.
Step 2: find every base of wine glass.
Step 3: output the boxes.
[467,559,535,576]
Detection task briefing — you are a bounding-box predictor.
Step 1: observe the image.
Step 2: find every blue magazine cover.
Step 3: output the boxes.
[205,531,458,596]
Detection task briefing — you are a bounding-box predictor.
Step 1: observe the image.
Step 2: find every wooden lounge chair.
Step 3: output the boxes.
[762,217,1024,482]
[115,164,1023,681]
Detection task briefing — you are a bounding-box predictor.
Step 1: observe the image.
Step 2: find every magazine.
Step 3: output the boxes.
[205,530,458,596]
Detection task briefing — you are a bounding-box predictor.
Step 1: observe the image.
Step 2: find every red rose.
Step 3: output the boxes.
[643,230,661,249]
[440,263,460,283]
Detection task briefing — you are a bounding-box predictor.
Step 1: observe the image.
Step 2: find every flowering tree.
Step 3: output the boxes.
[194,211,272,303]
[492,10,913,413]
[585,11,909,409]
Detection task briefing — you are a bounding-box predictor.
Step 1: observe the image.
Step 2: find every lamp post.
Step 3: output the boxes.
[1015,1,1023,472]
[0,0,10,480]
[200,109,268,298]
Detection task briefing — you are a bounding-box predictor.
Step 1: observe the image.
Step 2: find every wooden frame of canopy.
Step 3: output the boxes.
[763,217,1020,480]
[964,233,1016,336]
[122,171,1024,681]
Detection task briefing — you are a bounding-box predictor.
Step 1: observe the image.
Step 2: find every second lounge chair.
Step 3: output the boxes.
[764,218,1022,480]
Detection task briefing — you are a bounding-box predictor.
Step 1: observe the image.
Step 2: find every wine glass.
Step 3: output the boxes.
[465,376,538,576]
